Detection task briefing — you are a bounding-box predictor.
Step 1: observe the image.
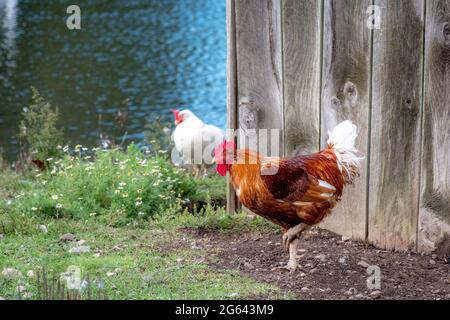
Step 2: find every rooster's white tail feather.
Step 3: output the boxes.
[327,120,363,183]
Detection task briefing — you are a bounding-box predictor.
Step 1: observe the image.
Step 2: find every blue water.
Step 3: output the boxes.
[0,0,226,159]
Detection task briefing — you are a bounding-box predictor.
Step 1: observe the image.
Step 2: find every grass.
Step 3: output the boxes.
[0,90,290,300]
[0,211,282,300]
[0,147,285,300]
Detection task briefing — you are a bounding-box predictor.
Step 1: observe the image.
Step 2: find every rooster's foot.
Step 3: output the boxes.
[285,259,298,273]
[282,223,308,251]
[272,261,299,273]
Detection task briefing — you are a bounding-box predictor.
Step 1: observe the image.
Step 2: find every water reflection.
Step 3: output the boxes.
[0,0,226,160]
[0,0,18,68]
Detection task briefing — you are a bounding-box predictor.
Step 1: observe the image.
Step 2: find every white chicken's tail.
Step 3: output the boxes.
[327,120,363,184]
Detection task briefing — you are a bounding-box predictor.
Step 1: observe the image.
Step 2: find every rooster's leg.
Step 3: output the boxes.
[286,238,299,272]
[282,223,308,252]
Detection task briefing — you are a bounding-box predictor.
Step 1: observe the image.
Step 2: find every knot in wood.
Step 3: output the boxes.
[343,81,358,107]
[443,22,450,44]
[239,104,258,130]
[403,98,418,117]
[330,96,341,110]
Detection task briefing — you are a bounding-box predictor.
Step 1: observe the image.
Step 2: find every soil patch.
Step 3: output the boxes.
[183,227,450,300]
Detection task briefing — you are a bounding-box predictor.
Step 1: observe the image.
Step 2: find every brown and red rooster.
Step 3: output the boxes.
[213,121,362,272]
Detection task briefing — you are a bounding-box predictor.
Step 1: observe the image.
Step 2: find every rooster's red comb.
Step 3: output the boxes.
[214,140,236,162]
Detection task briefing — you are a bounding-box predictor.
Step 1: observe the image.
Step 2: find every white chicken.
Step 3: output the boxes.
[171,109,224,176]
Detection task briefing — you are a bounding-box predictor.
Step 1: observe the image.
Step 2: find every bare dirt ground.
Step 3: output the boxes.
[178,227,450,300]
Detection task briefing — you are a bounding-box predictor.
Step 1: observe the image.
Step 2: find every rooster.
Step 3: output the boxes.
[172,109,224,177]
[214,121,362,272]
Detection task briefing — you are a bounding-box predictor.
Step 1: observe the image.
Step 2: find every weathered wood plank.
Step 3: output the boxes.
[282,0,322,156]
[369,0,424,250]
[418,0,450,254]
[226,0,238,213]
[319,0,372,240]
[235,0,283,156]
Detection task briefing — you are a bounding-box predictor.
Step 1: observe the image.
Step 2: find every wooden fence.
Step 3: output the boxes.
[226,0,450,254]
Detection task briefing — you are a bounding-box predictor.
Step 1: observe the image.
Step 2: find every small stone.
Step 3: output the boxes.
[1,268,22,279]
[305,262,313,268]
[309,268,318,274]
[431,254,437,259]
[355,294,364,299]
[267,241,273,245]
[38,225,48,233]
[301,286,309,292]
[59,233,76,242]
[299,272,306,277]
[370,290,382,298]
[357,260,370,268]
[429,259,436,265]
[433,289,440,294]
[344,288,357,296]
[244,262,254,270]
[298,249,307,253]
[339,256,347,264]
[16,285,26,293]
[190,242,201,250]
[314,254,326,262]
[341,235,351,242]
[80,279,89,290]
[26,270,35,278]
[68,245,90,254]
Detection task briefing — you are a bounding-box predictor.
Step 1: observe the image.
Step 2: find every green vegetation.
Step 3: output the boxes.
[18,87,63,163]
[0,213,282,300]
[0,89,284,300]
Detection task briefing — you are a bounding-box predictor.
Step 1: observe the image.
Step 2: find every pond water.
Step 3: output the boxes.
[0,0,226,160]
